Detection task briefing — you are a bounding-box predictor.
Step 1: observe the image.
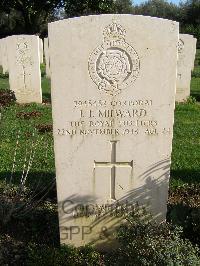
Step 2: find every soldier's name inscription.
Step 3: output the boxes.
[56,98,171,137]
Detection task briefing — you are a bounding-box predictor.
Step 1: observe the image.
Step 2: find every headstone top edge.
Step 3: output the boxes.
[5,35,40,40]
[179,33,195,39]
[48,14,179,27]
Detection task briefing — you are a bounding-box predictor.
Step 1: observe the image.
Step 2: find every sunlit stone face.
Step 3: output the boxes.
[49,14,178,249]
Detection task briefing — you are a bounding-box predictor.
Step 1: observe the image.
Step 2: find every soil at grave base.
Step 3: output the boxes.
[16,111,43,119]
[0,206,60,265]
[0,89,16,107]
[168,184,200,208]
[0,188,58,244]
[0,235,27,266]
[42,99,51,104]
[36,124,53,133]
[0,203,59,244]
[167,184,200,247]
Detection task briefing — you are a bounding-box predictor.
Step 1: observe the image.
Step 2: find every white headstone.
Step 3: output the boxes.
[44,37,51,78]
[49,15,178,248]
[0,39,3,67]
[1,38,9,74]
[7,35,42,103]
[176,34,196,102]
[191,37,197,71]
[39,38,44,64]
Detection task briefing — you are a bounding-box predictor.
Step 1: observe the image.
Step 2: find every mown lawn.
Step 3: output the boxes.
[171,49,200,188]
[0,65,54,188]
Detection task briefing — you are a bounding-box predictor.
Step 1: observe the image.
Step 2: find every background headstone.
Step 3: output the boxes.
[49,15,178,248]
[44,37,51,78]
[1,38,9,74]
[39,38,44,64]
[191,37,197,71]
[7,35,42,103]
[176,34,196,102]
[0,39,3,68]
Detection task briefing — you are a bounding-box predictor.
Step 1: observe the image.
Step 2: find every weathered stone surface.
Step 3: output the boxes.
[49,15,178,248]
[0,38,9,74]
[191,37,197,71]
[7,35,42,103]
[39,38,44,64]
[44,37,51,78]
[0,39,3,67]
[176,34,196,102]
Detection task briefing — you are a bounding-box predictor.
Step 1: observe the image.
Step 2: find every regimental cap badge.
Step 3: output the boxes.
[103,22,126,42]
[88,21,140,96]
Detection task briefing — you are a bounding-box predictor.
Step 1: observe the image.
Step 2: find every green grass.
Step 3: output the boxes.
[0,103,54,184]
[171,103,200,187]
[0,65,53,188]
[0,52,200,191]
[0,66,9,90]
[42,77,51,102]
[170,49,200,187]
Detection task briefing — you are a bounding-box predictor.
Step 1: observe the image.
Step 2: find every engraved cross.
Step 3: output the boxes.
[94,140,133,200]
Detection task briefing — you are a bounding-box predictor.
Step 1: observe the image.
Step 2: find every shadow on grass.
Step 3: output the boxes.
[0,171,57,199]
[167,179,200,246]
[167,203,200,246]
[42,92,51,103]
[0,170,59,246]
[191,91,200,102]
[1,207,60,246]
[170,169,200,184]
